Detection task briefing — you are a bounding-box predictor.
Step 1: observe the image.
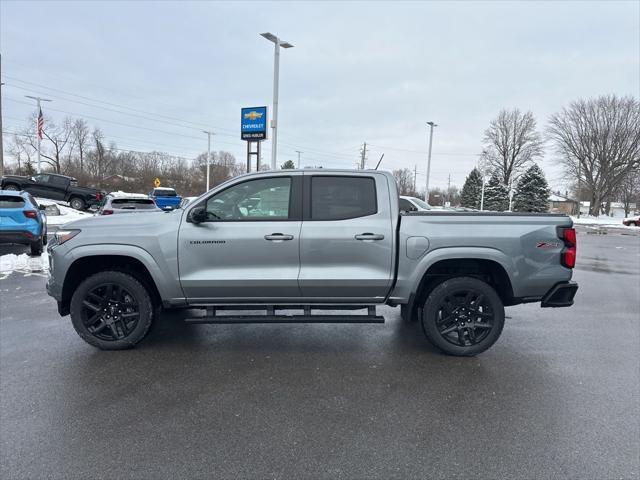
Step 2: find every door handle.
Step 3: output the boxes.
[264,233,294,241]
[355,233,385,241]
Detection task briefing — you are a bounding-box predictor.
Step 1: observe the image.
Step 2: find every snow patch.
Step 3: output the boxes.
[571,215,638,229]
[36,198,93,226]
[0,249,49,280]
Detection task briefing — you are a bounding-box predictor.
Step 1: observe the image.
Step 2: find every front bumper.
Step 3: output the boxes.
[541,281,579,308]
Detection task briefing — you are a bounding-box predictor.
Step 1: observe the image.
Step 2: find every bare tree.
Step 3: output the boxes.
[483,109,544,187]
[392,168,416,196]
[615,169,640,216]
[72,119,90,174]
[548,95,640,216]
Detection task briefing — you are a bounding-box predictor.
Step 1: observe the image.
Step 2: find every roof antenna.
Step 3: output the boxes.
[374,153,384,170]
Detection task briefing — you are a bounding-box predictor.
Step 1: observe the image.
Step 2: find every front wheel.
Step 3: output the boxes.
[70,271,154,350]
[420,276,505,356]
[3,184,19,191]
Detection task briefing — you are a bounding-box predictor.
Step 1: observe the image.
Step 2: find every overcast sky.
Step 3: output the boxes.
[1,0,639,190]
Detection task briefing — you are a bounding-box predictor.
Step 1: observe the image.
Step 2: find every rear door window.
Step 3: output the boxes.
[49,176,68,186]
[0,196,26,208]
[310,176,377,220]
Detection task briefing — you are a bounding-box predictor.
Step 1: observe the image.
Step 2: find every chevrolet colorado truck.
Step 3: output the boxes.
[1,173,104,210]
[46,170,578,356]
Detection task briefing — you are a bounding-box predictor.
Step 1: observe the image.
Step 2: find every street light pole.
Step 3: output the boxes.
[25,95,52,174]
[295,150,302,168]
[203,130,214,192]
[260,32,294,170]
[425,121,437,202]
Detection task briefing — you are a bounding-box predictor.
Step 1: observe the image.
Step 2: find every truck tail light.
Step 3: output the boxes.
[560,227,576,268]
[102,209,114,215]
[23,210,38,219]
[96,193,103,201]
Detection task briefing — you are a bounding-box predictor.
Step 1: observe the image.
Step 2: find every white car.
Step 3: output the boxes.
[399,195,431,212]
[96,192,162,215]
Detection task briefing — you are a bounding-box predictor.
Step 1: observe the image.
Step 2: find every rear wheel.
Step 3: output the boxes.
[70,271,154,350]
[69,197,86,210]
[420,276,505,356]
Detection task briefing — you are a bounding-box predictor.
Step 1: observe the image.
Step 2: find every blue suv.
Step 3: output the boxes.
[0,190,48,255]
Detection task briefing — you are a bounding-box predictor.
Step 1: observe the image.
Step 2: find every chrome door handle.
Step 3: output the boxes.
[355,233,385,241]
[264,233,294,241]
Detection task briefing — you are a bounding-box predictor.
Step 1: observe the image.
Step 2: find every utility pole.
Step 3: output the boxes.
[414,165,417,195]
[295,150,302,168]
[447,173,451,205]
[25,95,52,174]
[360,142,367,170]
[425,121,437,202]
[203,130,214,192]
[261,32,294,170]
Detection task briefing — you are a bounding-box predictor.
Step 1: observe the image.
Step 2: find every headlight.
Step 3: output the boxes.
[54,229,81,245]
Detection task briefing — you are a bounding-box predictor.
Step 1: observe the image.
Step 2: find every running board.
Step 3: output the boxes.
[184,305,384,324]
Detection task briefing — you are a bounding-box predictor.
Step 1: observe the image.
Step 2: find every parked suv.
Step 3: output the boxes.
[0,190,47,255]
[97,192,162,215]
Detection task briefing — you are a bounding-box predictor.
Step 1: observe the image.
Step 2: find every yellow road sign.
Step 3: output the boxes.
[154,177,161,188]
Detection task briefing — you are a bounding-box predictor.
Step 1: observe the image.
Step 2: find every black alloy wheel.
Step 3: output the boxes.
[81,283,140,341]
[421,276,505,356]
[70,271,154,349]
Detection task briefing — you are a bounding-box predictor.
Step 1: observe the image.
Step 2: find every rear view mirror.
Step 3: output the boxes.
[189,206,208,224]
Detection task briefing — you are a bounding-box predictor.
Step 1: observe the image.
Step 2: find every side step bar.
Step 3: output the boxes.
[184,305,384,324]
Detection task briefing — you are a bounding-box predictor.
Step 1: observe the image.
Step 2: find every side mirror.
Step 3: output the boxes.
[189,206,208,224]
[38,204,47,211]
[409,205,418,212]
[30,176,37,182]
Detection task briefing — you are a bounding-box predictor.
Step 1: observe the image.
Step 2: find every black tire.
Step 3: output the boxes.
[30,238,43,256]
[70,271,154,350]
[69,197,86,210]
[3,183,19,191]
[420,276,505,356]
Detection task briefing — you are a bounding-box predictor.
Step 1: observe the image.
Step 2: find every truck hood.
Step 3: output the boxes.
[63,210,183,230]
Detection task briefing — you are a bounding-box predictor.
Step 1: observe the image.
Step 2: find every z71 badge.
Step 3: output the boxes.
[536,241,561,248]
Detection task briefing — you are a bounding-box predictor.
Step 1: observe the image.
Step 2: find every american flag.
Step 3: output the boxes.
[37,107,44,139]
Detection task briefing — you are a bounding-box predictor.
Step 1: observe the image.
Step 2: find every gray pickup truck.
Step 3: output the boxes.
[46,170,578,356]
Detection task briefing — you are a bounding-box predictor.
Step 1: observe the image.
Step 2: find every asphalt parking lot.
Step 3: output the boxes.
[1,227,638,479]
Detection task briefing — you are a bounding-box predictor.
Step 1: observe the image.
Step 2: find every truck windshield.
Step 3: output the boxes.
[411,198,431,209]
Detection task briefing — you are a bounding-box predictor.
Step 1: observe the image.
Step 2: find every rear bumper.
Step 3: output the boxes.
[541,281,578,308]
[0,231,41,245]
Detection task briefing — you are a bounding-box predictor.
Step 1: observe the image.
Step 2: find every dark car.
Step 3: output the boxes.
[0,190,47,255]
[0,173,105,210]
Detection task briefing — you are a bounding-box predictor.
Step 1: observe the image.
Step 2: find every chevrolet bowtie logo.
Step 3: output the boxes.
[244,111,263,121]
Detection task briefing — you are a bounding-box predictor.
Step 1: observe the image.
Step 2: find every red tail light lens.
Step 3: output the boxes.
[102,209,114,215]
[23,210,38,219]
[96,193,103,201]
[561,227,577,268]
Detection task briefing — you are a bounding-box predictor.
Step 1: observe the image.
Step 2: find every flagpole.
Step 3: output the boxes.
[25,95,52,174]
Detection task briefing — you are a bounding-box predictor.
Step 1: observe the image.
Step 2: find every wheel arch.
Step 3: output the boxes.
[403,254,515,322]
[60,253,164,316]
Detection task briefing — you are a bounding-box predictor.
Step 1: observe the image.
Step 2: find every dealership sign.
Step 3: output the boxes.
[241,106,268,140]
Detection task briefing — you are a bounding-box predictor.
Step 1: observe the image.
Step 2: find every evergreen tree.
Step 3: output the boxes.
[281,160,296,169]
[460,167,483,209]
[513,163,550,212]
[483,173,509,211]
